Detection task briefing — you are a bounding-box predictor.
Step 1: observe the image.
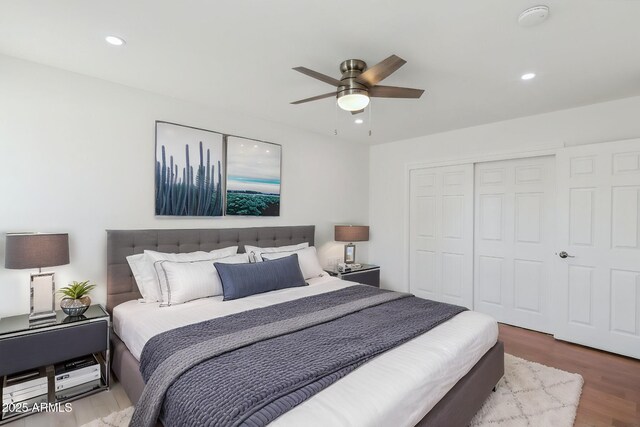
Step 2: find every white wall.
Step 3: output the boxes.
[370,95,640,292]
[0,55,369,317]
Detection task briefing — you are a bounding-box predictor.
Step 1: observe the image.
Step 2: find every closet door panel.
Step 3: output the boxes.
[410,164,473,308]
[474,156,555,333]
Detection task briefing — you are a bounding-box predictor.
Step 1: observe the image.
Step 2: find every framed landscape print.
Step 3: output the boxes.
[155,121,225,216]
[225,136,281,216]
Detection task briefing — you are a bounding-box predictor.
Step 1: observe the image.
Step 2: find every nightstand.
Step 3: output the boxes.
[325,264,380,287]
[0,305,110,424]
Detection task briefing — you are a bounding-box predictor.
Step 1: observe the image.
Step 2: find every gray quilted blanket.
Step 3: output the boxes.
[131,285,466,427]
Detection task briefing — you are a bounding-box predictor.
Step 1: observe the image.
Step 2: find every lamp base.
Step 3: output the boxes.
[343,243,356,264]
[29,272,57,325]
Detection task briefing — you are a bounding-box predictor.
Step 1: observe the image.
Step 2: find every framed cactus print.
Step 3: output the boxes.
[225,136,281,216]
[155,121,225,216]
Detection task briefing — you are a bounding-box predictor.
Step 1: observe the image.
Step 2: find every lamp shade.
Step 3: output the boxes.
[5,233,70,269]
[335,225,369,242]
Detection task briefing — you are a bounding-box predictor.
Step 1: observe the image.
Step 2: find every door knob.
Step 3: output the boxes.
[558,251,575,259]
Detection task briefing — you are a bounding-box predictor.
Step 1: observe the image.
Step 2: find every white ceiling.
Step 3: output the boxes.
[1,0,639,144]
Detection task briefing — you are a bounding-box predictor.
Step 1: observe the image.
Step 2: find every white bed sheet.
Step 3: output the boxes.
[113,277,498,427]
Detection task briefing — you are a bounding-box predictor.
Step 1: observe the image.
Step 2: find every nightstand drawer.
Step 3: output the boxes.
[342,268,380,287]
[0,321,108,377]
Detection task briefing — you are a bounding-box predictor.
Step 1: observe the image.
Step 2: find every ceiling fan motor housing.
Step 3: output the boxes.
[340,59,367,75]
[338,59,369,98]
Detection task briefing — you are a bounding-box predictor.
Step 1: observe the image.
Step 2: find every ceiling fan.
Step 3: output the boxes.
[291,54,424,114]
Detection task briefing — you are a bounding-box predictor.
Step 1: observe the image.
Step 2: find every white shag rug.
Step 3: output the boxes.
[471,354,583,426]
[81,406,133,427]
[83,354,583,427]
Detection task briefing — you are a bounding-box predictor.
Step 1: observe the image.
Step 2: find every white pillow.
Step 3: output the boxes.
[126,246,238,303]
[146,247,239,304]
[245,242,309,262]
[157,253,249,305]
[126,253,155,301]
[261,247,325,280]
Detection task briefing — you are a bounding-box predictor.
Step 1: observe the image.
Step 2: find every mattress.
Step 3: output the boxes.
[113,277,498,427]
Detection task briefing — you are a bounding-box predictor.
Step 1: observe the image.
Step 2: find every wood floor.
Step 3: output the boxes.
[499,323,640,427]
[6,324,640,426]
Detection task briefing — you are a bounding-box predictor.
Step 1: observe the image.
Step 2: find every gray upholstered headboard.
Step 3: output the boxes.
[106,225,315,313]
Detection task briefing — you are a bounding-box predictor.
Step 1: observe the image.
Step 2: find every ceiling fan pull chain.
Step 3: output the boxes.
[334,101,339,136]
[368,102,373,137]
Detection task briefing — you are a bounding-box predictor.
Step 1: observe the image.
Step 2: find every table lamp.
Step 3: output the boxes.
[334,225,369,264]
[5,233,70,323]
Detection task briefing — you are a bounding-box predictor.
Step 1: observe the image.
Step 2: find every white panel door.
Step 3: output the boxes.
[555,139,640,359]
[474,156,556,333]
[409,164,474,308]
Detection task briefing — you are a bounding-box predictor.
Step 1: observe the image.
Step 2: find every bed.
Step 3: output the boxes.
[107,226,504,427]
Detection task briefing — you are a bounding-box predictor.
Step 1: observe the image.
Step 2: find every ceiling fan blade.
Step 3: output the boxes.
[290,92,336,105]
[351,109,365,115]
[369,85,425,99]
[356,55,407,86]
[292,67,342,87]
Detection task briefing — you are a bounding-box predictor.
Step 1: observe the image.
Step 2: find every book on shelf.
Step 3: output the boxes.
[1,393,48,419]
[54,355,98,376]
[55,364,100,384]
[55,369,101,392]
[2,367,47,395]
[2,383,48,404]
[55,379,102,401]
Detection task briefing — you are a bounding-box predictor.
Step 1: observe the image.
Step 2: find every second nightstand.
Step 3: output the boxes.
[325,264,380,287]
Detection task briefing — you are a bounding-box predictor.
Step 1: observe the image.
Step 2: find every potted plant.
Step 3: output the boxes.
[57,281,96,316]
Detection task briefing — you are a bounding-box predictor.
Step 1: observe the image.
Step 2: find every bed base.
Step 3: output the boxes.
[111,331,146,405]
[416,340,504,426]
[111,332,504,427]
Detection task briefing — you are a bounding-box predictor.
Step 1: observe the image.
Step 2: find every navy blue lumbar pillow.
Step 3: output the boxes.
[214,254,307,301]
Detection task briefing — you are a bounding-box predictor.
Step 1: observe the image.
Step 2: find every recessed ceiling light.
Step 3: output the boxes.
[266,150,270,153]
[521,73,536,80]
[354,118,364,124]
[253,144,258,148]
[105,36,125,46]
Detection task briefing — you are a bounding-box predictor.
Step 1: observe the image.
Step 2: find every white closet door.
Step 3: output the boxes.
[409,164,474,308]
[474,156,556,333]
[555,139,640,359]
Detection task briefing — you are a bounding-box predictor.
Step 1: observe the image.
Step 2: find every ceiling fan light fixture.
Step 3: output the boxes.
[337,90,370,112]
